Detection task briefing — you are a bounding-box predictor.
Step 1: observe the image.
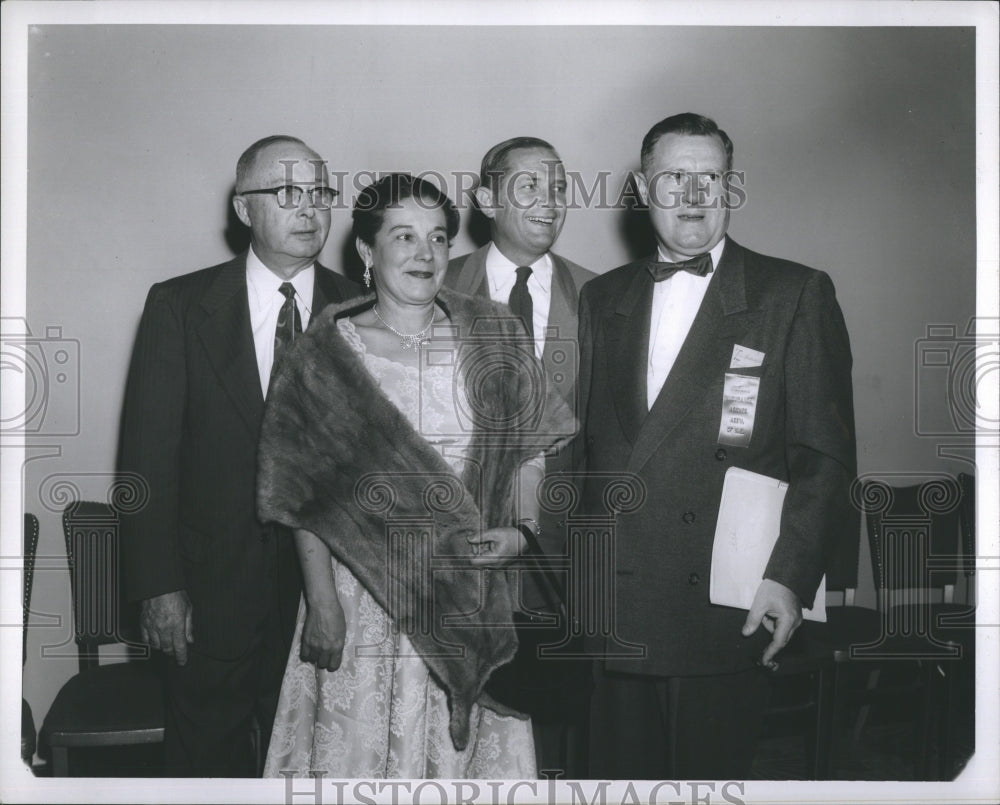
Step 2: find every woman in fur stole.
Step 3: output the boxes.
[257,174,574,779]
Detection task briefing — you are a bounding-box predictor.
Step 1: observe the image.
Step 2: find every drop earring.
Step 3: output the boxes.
[363,263,372,289]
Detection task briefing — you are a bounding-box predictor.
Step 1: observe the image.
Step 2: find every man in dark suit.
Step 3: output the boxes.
[119,135,360,776]
[577,113,857,779]
[444,137,594,774]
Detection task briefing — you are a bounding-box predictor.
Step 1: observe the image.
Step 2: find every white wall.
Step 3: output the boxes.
[18,24,977,745]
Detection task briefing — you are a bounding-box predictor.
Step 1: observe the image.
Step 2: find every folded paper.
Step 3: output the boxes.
[710,466,826,622]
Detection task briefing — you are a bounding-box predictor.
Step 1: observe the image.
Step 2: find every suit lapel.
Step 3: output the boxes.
[312,263,348,318]
[605,262,654,445]
[452,245,490,296]
[628,240,752,473]
[541,254,581,402]
[198,255,264,435]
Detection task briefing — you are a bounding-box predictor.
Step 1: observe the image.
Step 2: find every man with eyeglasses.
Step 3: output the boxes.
[119,135,360,776]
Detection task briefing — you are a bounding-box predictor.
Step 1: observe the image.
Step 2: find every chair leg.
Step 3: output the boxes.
[51,746,69,777]
[812,664,836,779]
[851,667,880,747]
[828,661,849,777]
[917,661,936,780]
[937,660,956,781]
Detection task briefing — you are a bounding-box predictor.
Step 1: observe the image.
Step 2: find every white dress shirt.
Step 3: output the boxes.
[484,243,553,359]
[246,247,315,395]
[646,238,727,410]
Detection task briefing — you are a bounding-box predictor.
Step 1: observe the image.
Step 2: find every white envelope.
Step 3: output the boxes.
[709,467,826,622]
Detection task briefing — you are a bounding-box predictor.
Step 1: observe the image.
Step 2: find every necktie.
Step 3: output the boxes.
[508,265,534,340]
[646,253,713,282]
[271,282,302,386]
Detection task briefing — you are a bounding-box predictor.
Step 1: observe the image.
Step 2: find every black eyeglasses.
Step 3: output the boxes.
[239,184,339,210]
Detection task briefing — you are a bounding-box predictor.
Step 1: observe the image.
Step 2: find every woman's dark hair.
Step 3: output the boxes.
[352,173,460,247]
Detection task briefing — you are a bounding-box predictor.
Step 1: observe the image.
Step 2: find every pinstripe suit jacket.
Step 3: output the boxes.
[119,254,360,659]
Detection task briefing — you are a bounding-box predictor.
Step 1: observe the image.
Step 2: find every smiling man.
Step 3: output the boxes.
[119,135,360,775]
[576,113,858,778]
[444,137,594,776]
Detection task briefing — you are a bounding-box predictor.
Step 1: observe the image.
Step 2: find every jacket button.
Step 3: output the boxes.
[682,511,696,524]
[688,573,700,585]
[715,448,727,461]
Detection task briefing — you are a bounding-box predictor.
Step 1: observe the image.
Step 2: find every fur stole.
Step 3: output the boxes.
[257,287,575,750]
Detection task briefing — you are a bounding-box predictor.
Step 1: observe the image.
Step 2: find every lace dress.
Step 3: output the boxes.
[263,319,536,779]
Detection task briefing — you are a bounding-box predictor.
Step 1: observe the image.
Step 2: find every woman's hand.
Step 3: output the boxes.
[468,526,529,567]
[293,528,346,670]
[300,592,346,671]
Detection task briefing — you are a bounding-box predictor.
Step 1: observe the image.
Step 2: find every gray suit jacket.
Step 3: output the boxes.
[445,245,595,608]
[445,245,595,407]
[577,238,858,676]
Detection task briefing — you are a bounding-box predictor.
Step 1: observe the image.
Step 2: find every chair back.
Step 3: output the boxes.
[958,472,975,585]
[61,501,141,672]
[861,476,971,611]
[24,513,39,665]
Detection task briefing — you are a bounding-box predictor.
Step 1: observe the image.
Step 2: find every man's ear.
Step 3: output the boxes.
[232,194,252,228]
[474,186,498,221]
[634,170,650,207]
[355,237,373,267]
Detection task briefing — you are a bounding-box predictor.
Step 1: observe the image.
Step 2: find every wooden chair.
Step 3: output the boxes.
[802,472,975,780]
[22,513,39,765]
[39,501,165,776]
[856,473,974,779]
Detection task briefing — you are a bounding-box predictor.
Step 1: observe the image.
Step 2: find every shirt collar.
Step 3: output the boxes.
[245,247,315,312]
[484,242,553,294]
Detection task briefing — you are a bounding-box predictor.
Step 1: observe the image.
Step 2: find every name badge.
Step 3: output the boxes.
[718,373,760,447]
[730,344,765,369]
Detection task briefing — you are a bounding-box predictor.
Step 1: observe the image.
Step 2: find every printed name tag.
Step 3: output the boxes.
[718,373,760,447]
[730,344,765,369]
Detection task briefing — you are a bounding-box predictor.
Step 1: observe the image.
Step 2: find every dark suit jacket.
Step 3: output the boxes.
[119,254,360,660]
[445,245,595,606]
[577,238,858,676]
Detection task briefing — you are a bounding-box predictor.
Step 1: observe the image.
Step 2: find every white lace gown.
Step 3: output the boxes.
[263,319,536,780]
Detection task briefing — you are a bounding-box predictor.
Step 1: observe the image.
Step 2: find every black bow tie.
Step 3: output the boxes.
[646,253,713,282]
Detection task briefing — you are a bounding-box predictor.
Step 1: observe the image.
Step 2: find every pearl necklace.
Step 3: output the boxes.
[373,306,434,349]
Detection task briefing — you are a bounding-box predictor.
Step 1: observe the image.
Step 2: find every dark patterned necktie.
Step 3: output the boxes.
[508,265,534,340]
[271,282,302,387]
[646,253,713,282]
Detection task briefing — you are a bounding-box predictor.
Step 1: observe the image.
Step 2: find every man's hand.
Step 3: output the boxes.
[300,594,347,671]
[140,590,194,665]
[741,579,803,669]
[468,527,529,568]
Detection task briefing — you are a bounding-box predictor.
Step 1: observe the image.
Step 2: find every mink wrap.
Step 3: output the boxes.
[256,288,576,750]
